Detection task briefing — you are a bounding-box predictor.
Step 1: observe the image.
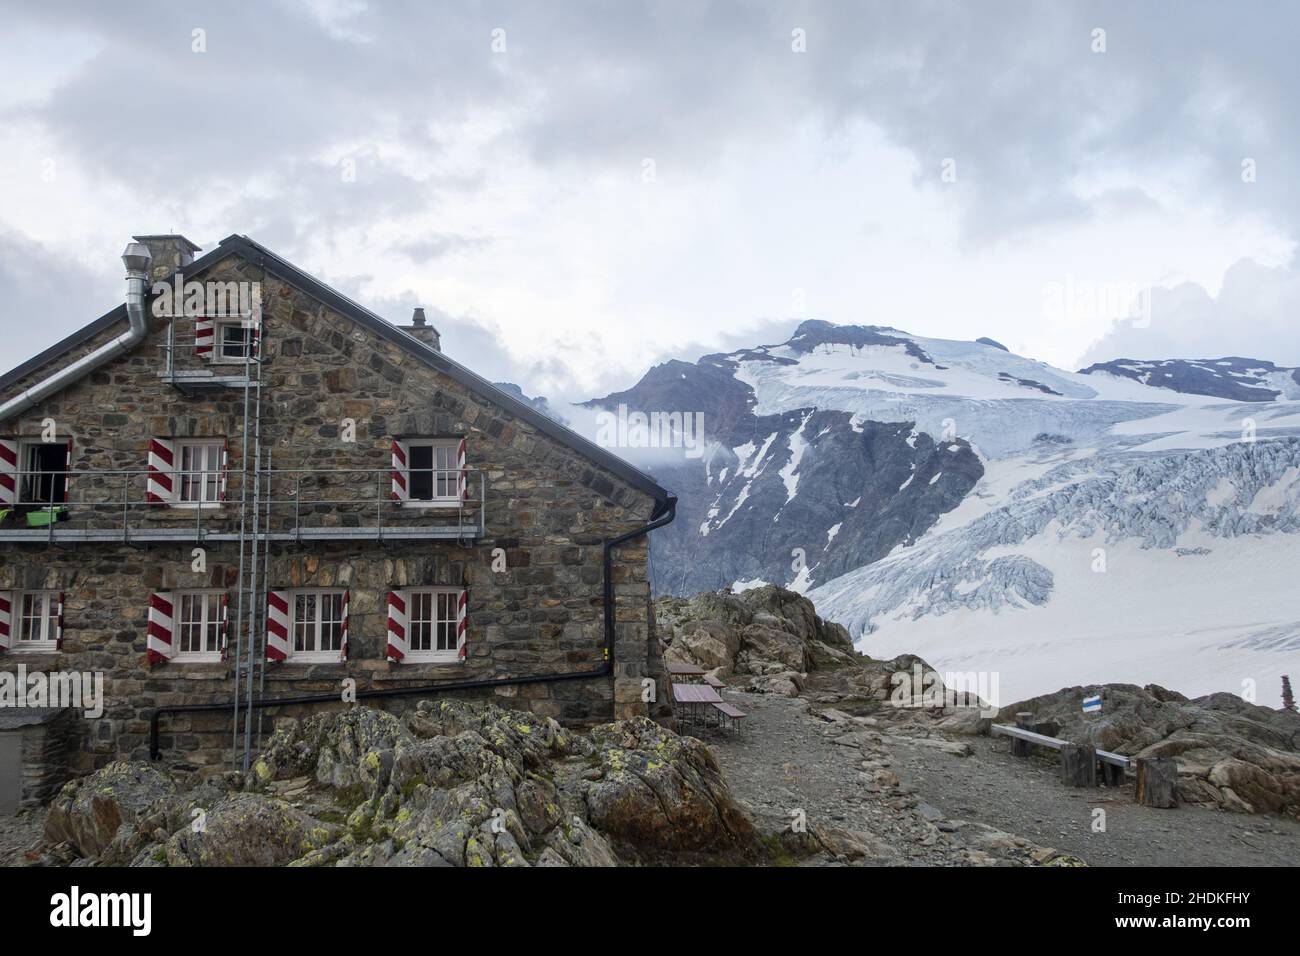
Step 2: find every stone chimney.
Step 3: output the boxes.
[132,234,202,285]
[400,307,441,351]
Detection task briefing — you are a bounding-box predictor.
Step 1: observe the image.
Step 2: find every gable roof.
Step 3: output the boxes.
[0,234,672,515]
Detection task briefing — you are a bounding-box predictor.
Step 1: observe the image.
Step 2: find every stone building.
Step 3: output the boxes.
[0,234,676,775]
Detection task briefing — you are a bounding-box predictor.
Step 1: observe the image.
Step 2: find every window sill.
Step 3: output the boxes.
[374,660,466,679]
[6,645,59,655]
[170,503,225,511]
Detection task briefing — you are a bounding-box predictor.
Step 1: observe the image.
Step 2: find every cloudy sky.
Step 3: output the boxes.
[1,0,1297,403]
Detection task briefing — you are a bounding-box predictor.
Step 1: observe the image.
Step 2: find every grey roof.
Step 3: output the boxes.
[0,234,672,514]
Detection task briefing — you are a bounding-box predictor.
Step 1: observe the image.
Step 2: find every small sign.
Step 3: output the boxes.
[1082,694,1102,713]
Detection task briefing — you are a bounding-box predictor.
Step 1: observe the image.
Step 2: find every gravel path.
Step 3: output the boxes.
[887,731,1300,866]
[707,689,1300,867]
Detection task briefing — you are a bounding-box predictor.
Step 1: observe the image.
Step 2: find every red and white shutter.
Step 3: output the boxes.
[195,317,214,357]
[218,592,230,662]
[147,438,177,504]
[458,438,468,500]
[55,592,65,650]
[339,589,350,662]
[146,591,175,665]
[248,314,262,358]
[386,589,408,662]
[62,440,72,502]
[0,592,12,652]
[266,590,291,662]
[219,438,229,502]
[390,440,409,502]
[456,588,468,661]
[0,439,17,507]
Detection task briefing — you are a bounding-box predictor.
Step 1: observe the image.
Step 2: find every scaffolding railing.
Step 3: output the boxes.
[0,467,487,543]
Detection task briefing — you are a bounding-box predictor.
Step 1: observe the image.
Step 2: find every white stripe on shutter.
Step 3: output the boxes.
[61,440,72,502]
[267,590,291,662]
[456,588,468,661]
[147,438,177,504]
[147,591,175,664]
[219,592,230,662]
[195,317,214,357]
[0,439,17,507]
[55,591,65,650]
[390,440,409,502]
[386,589,408,662]
[219,438,229,502]
[0,591,12,652]
[458,437,468,500]
[339,589,350,662]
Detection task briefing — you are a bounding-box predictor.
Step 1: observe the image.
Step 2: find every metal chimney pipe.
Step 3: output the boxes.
[0,242,154,423]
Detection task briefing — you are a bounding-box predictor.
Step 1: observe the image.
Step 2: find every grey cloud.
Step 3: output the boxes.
[1077,258,1300,368]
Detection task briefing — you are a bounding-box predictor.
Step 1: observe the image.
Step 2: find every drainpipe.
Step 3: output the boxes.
[149,495,677,759]
[0,243,154,424]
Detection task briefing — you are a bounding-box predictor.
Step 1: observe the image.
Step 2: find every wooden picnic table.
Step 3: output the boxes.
[672,682,723,705]
[667,661,706,676]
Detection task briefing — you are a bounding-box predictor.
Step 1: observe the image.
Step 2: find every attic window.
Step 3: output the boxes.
[216,321,255,362]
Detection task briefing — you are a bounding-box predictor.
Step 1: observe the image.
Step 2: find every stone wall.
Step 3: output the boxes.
[0,242,670,773]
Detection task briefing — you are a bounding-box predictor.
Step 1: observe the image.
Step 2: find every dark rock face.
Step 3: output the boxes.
[587,330,983,595]
[1000,684,1300,816]
[492,381,569,424]
[976,337,1009,351]
[1079,356,1298,401]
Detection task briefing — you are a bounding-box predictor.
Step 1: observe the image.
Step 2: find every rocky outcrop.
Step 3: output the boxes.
[35,700,761,867]
[1000,684,1300,817]
[655,586,993,731]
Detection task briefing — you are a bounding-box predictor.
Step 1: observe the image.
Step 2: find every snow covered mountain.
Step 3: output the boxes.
[585,320,1300,703]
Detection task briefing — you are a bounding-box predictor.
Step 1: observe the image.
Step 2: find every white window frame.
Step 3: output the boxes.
[405,588,461,663]
[403,439,461,507]
[175,440,224,508]
[14,590,58,652]
[174,591,223,662]
[290,589,347,662]
[213,320,255,364]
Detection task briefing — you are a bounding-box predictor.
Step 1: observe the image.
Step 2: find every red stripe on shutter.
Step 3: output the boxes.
[456,588,468,661]
[146,592,174,665]
[391,441,408,501]
[458,438,468,500]
[0,440,17,506]
[0,592,11,652]
[147,439,175,503]
[386,590,407,662]
[195,318,214,356]
[56,592,65,650]
[266,591,290,661]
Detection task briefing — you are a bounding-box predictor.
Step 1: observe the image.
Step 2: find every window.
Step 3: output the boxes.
[15,591,58,650]
[20,442,68,506]
[216,321,255,362]
[408,440,460,502]
[292,591,346,660]
[177,441,224,505]
[175,592,223,661]
[408,589,460,661]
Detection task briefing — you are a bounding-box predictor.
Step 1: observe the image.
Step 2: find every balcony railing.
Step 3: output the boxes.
[0,467,486,544]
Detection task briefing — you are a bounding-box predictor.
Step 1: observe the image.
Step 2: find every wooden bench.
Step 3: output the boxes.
[702,674,724,689]
[711,701,747,733]
[991,721,1129,787]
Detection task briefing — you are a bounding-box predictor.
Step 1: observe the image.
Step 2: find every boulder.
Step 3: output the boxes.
[43,761,176,857]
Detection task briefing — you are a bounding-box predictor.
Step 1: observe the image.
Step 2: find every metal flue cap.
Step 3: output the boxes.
[121,241,153,275]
